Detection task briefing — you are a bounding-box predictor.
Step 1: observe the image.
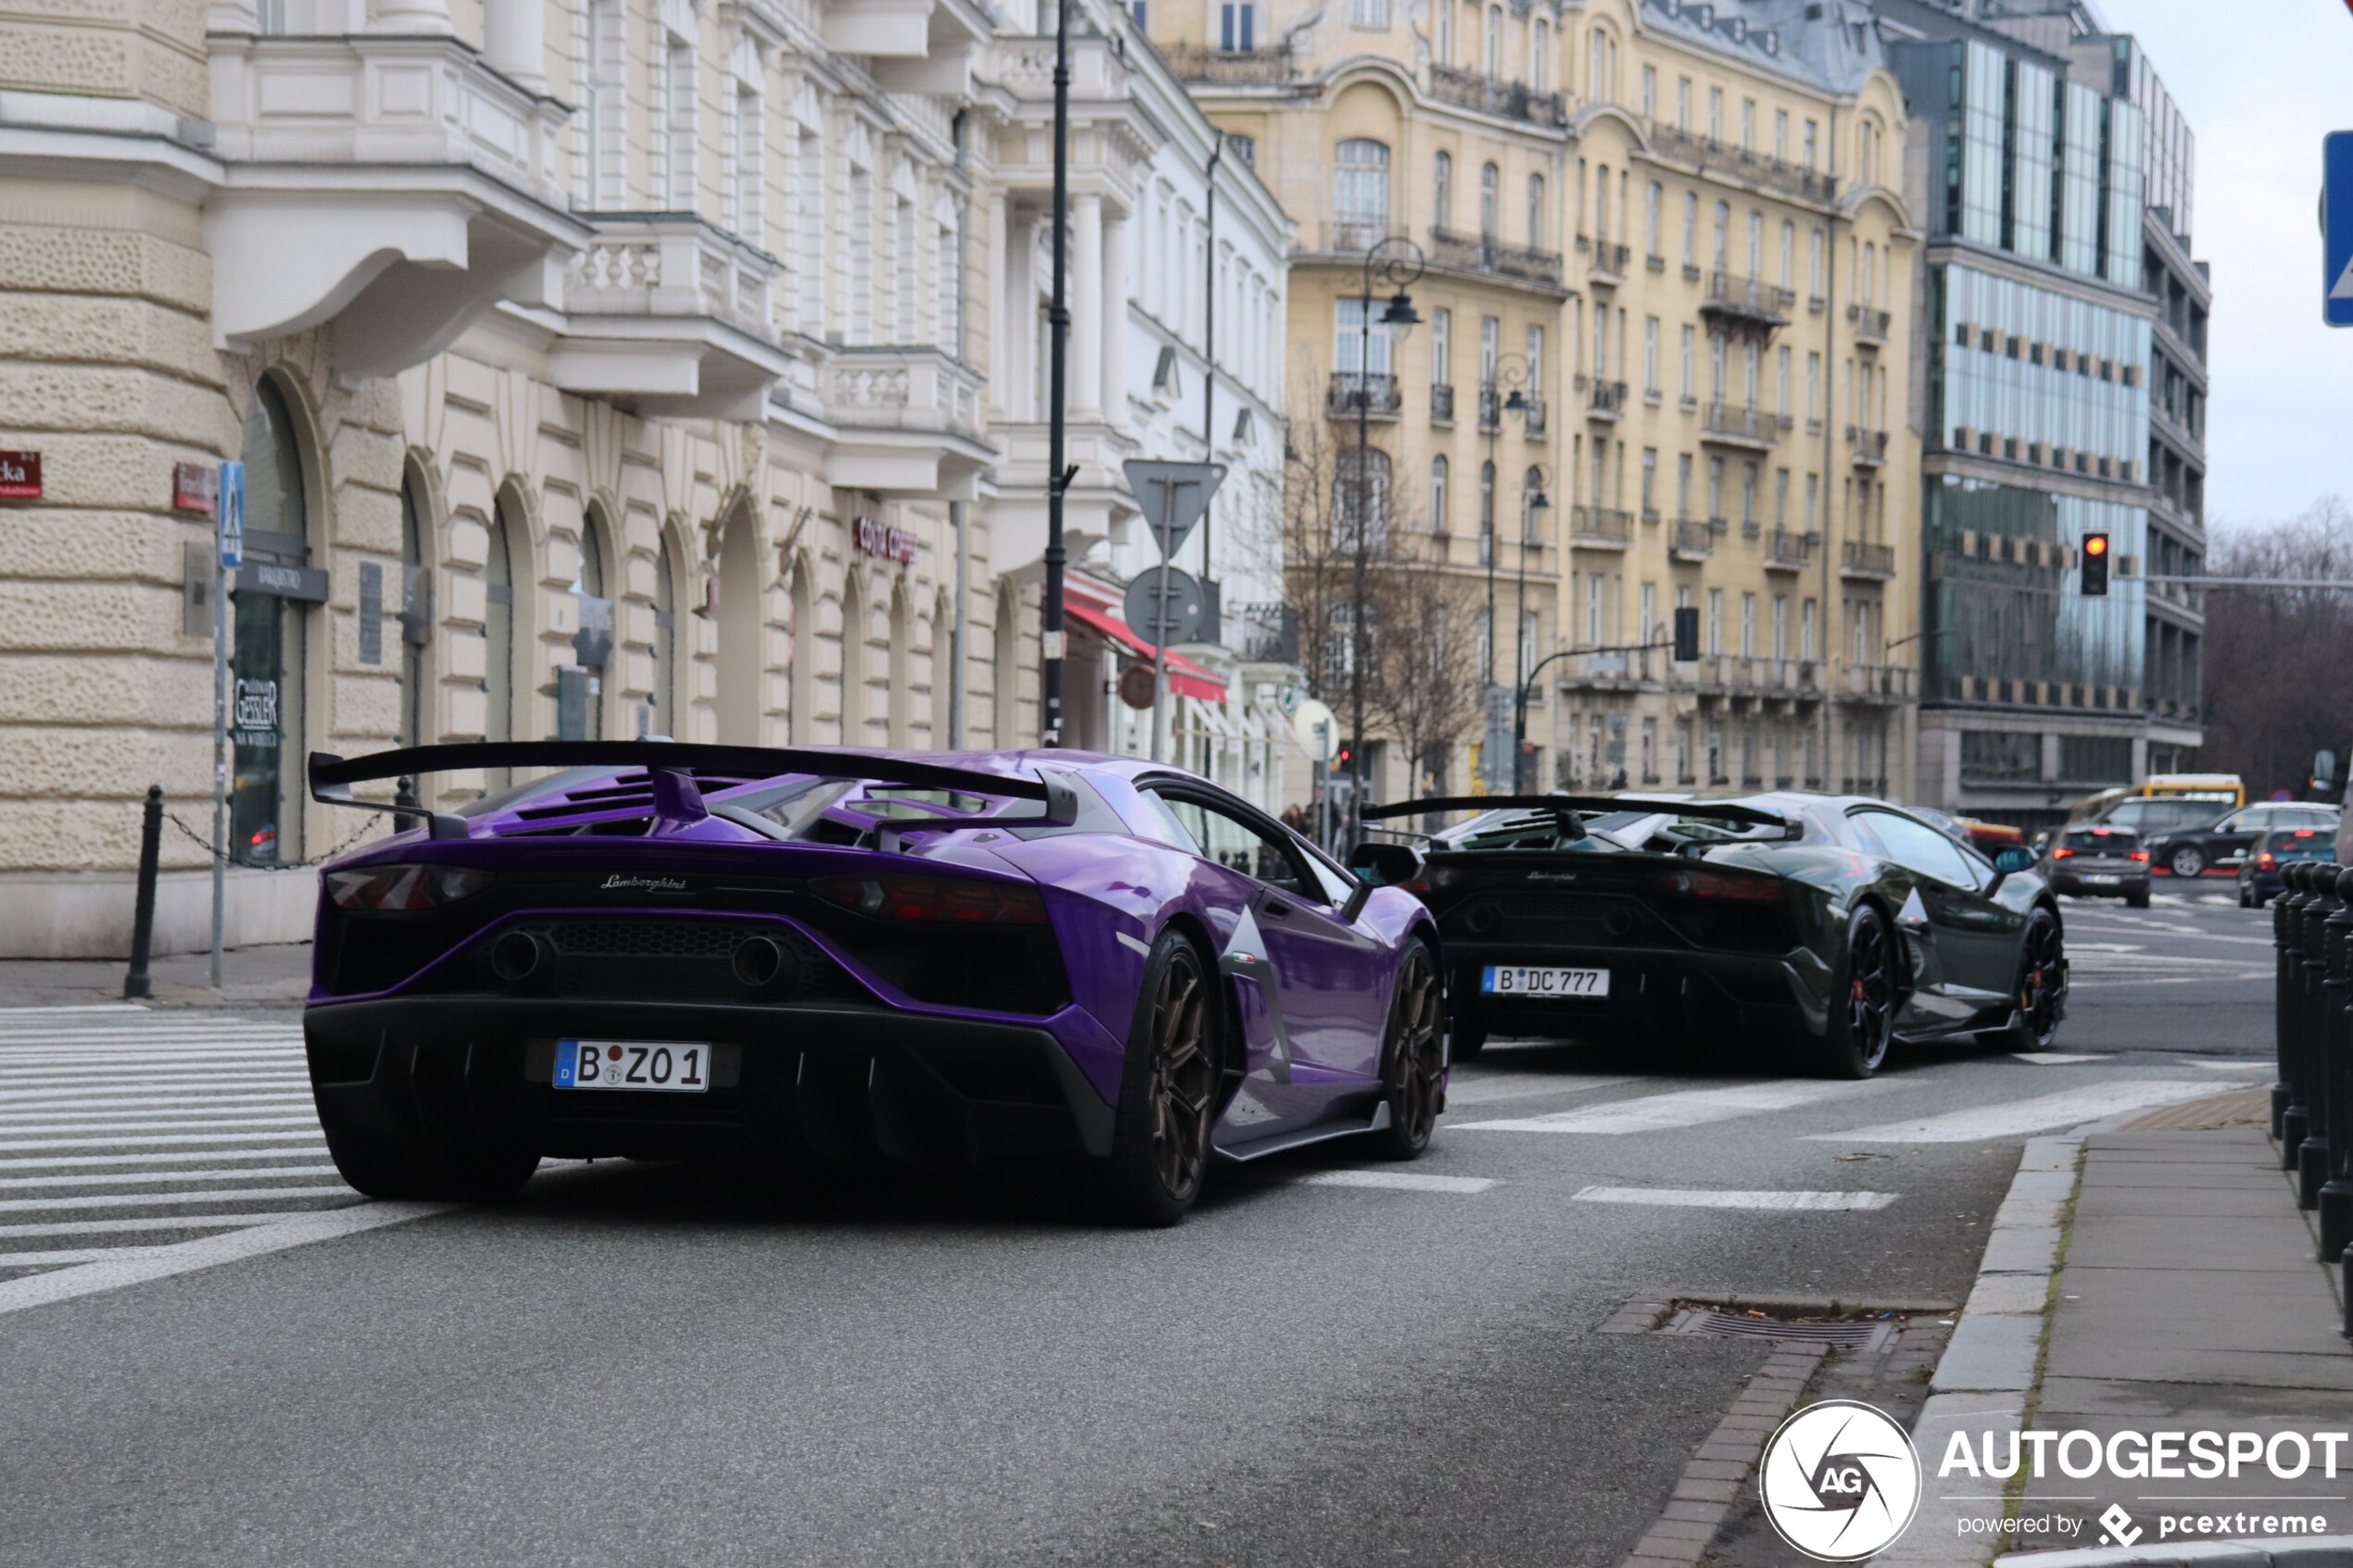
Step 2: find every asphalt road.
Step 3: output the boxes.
[0,888,2275,1568]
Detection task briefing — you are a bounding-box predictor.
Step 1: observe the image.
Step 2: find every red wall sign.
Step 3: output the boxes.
[0,451,40,500]
[173,461,217,515]
[852,515,918,565]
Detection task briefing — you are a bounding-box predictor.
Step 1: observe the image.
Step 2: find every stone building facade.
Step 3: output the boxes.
[0,0,1292,957]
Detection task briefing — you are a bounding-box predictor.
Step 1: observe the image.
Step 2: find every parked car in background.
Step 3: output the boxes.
[2237,825,2336,909]
[2042,823,2151,908]
[2143,801,2340,879]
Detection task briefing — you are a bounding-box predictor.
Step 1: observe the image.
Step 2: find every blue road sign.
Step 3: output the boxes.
[217,460,245,570]
[2325,132,2353,326]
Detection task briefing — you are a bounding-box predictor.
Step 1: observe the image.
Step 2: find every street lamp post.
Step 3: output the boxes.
[1344,235,1423,847]
[1040,0,1073,746]
[1479,351,1530,790]
[1512,468,1551,791]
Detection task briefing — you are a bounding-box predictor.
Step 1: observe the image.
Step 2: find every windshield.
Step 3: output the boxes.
[2108,799,2224,834]
[2062,827,2138,853]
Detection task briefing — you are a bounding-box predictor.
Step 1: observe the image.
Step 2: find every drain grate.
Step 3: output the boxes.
[1667,1309,1894,1351]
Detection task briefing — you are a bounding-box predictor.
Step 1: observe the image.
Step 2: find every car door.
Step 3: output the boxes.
[2204,808,2266,869]
[1146,784,1389,1084]
[1851,809,2022,1012]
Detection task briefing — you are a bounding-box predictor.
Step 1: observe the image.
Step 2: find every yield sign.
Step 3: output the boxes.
[1123,459,1227,560]
[2325,132,2353,325]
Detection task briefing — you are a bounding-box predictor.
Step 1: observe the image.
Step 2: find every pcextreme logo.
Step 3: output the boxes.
[1758,1400,1924,1562]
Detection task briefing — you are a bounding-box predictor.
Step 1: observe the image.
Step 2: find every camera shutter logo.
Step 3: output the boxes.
[1757,1399,1921,1562]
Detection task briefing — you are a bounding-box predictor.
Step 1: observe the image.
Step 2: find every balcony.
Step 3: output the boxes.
[1569,507,1634,548]
[1590,240,1631,283]
[1702,401,1780,449]
[1764,529,1814,571]
[1429,65,1569,127]
[1478,384,1502,432]
[1645,120,1840,207]
[1315,220,1404,257]
[823,345,992,496]
[1523,398,1548,437]
[1670,518,1716,561]
[1429,383,1455,423]
[551,214,796,420]
[1427,226,1565,289]
[1845,426,1890,468]
[204,29,584,380]
[1162,44,1299,85]
[1849,303,1892,346]
[1843,663,1917,704]
[1841,540,1898,579]
[1326,371,1403,421]
[1702,270,1794,331]
[1588,380,1628,420]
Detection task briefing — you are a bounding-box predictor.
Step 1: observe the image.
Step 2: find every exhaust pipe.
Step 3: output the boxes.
[732,935,786,991]
[490,931,545,985]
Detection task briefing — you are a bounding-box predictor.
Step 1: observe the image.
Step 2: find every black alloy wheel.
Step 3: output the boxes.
[1817,904,1896,1079]
[1104,931,1219,1226]
[1368,941,1443,1159]
[1981,906,2066,1052]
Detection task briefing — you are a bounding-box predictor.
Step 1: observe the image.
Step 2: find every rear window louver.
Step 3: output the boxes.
[497,771,749,834]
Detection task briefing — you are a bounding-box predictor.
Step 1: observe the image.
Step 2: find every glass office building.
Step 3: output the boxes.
[1877,0,2204,827]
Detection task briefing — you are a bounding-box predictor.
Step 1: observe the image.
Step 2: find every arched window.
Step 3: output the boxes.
[649,530,679,737]
[1523,466,1545,534]
[482,491,518,789]
[231,378,309,863]
[397,471,429,749]
[1430,455,1450,532]
[1478,458,1496,564]
[1478,161,1498,237]
[1527,172,1545,246]
[1334,139,1390,242]
[570,509,612,740]
[1433,150,1452,228]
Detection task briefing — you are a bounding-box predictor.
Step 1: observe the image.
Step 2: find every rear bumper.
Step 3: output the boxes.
[2048,869,2149,897]
[304,997,1115,1170]
[1450,945,1831,1042]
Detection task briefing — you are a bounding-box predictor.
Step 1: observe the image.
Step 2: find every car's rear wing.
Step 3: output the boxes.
[308,742,1079,842]
[1362,793,1792,832]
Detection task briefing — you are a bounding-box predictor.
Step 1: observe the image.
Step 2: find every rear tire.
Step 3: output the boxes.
[2124,888,2150,909]
[1815,905,1897,1079]
[1101,930,1219,1227]
[317,1105,539,1203]
[1367,940,1443,1160]
[2168,845,2206,878]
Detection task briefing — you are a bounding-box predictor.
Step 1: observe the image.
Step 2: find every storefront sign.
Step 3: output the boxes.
[240,560,329,602]
[852,515,918,565]
[233,677,280,744]
[0,451,39,500]
[173,462,217,516]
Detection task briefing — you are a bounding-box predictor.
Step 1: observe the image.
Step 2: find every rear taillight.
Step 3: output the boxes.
[1651,867,1784,902]
[812,872,1048,925]
[324,863,494,910]
[2128,850,2149,863]
[2259,852,2277,870]
[2294,829,2317,838]
[2053,847,2074,859]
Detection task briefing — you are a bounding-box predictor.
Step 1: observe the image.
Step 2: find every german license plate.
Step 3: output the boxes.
[1481,965,1609,998]
[2085,874,2120,886]
[555,1039,711,1093]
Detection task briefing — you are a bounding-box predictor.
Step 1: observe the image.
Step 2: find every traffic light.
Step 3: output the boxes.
[1672,605,1701,662]
[2081,532,2110,596]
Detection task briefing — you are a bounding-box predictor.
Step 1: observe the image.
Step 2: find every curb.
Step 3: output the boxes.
[2003,1537,2353,1567]
[1873,1134,2083,1567]
[1613,1339,1831,1568]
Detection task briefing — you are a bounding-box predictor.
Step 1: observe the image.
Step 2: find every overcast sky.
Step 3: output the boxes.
[2088,0,2353,535]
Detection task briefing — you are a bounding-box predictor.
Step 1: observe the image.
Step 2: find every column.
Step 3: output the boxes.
[484,0,547,92]
[1101,210,1128,434]
[1071,193,1103,420]
[984,192,1012,421]
[374,0,454,32]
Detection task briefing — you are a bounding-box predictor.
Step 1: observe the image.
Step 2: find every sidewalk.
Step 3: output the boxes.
[1901,1095,2353,1566]
[0,943,312,1009]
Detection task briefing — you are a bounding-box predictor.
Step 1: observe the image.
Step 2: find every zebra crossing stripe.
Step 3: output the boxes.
[1808,1079,2255,1144]
[1451,1078,1890,1135]
[1572,1185,1899,1211]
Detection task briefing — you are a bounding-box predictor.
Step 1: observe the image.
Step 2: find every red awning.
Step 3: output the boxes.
[1063,601,1227,703]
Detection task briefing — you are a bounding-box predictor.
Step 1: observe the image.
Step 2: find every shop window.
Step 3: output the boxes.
[229,379,310,867]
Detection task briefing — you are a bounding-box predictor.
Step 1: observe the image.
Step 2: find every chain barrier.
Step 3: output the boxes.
[163,808,385,872]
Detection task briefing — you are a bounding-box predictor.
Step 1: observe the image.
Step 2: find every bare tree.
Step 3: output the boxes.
[1365,544,1488,799]
[2201,498,2353,797]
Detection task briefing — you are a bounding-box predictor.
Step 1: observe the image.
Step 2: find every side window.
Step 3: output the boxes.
[1858,810,1977,886]
[1130,789,1204,855]
[1151,792,1306,896]
[2218,809,2256,834]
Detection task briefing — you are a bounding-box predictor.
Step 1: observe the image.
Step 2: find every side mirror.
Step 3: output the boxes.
[1348,841,1425,888]
[1993,847,2035,876]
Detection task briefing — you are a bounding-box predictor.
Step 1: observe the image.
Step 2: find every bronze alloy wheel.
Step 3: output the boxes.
[1146,946,1215,1201]
[1376,943,1444,1156]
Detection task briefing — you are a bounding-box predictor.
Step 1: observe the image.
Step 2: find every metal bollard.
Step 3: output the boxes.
[122,784,163,1001]
[2322,866,2353,1261]
[2297,866,2341,1209]
[2276,862,2300,1138]
[2281,862,2317,1167]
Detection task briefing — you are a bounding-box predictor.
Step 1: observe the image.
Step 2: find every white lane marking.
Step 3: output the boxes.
[2015,1052,2108,1065]
[1452,1079,1889,1134]
[0,1094,316,1116]
[1115,931,1151,957]
[0,1211,356,1239]
[2184,1058,2265,1070]
[0,1203,449,1316]
[1572,1185,1899,1211]
[1811,1079,2257,1144]
[2067,972,2274,988]
[0,1047,301,1061]
[0,1247,189,1267]
[0,1070,311,1087]
[0,1145,323,1172]
[1441,1073,1640,1106]
[0,1166,340,1191]
[1298,1170,1498,1195]
[0,1116,320,1135]
[0,1185,357,1215]
[0,1005,154,1015]
[0,1132,338,1153]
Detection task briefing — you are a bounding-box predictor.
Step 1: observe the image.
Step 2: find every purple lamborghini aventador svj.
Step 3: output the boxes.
[301,742,1444,1224]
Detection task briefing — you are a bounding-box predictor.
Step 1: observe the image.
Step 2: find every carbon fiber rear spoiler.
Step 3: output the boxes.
[308,742,1079,842]
[1362,793,1792,830]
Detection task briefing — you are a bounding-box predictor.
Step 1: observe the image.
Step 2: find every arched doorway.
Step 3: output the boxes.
[397,465,433,748]
[714,508,761,745]
[931,589,953,748]
[229,377,312,865]
[887,583,911,747]
[840,574,868,746]
[647,526,680,739]
[787,560,813,744]
[483,491,520,791]
[569,506,614,740]
[992,582,1019,746]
